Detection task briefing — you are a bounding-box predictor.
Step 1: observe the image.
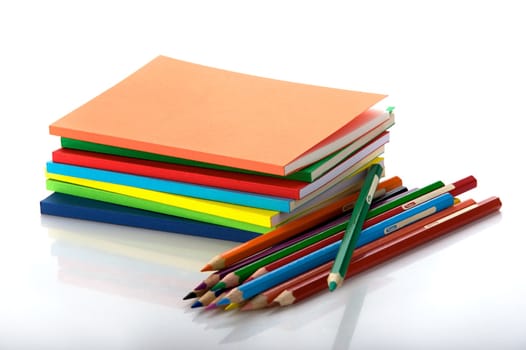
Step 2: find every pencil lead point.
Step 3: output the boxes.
[200,264,213,272]
[205,303,217,311]
[183,291,197,300]
[216,298,230,307]
[191,301,203,308]
[328,281,338,292]
[194,282,207,290]
[225,303,240,311]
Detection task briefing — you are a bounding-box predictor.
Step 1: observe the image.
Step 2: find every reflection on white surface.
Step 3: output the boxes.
[20,209,520,350]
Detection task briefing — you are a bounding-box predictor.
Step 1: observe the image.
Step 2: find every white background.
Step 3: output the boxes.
[1,1,524,349]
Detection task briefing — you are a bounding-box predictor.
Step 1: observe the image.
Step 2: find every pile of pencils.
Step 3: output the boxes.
[184,174,501,310]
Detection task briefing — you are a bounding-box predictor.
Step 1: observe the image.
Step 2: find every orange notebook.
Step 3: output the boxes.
[49,55,386,176]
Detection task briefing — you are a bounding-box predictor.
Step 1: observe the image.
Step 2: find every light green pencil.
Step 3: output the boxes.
[327,163,384,291]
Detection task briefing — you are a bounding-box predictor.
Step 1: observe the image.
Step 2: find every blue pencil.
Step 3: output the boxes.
[216,193,455,305]
[356,192,454,247]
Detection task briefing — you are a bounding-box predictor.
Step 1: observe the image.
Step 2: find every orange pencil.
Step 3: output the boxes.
[201,176,402,271]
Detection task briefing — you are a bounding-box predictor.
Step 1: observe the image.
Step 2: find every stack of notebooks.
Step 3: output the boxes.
[40,55,395,242]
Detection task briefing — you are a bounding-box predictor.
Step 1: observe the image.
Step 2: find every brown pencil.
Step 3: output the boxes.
[242,199,473,309]
[273,197,501,306]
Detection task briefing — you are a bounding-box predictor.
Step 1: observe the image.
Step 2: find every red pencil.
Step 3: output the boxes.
[242,198,476,310]
[363,175,476,229]
[273,196,501,307]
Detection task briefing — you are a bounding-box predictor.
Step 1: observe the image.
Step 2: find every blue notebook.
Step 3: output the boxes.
[40,193,260,242]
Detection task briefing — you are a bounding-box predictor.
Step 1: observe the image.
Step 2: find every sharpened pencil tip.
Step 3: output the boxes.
[183,291,197,300]
[328,281,338,292]
[205,303,217,310]
[211,282,226,292]
[200,264,213,272]
[191,301,203,308]
[216,298,230,306]
[194,282,207,290]
[225,303,239,311]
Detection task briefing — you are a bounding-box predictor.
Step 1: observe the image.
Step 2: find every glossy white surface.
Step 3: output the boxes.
[1,1,524,349]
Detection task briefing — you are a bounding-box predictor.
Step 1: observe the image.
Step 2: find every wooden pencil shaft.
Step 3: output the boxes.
[257,232,344,276]
[225,184,451,292]
[260,263,333,305]
[203,177,404,270]
[251,198,477,307]
[231,220,348,282]
[331,164,383,279]
[282,197,500,305]
[367,180,445,219]
[226,188,414,287]
[234,241,342,301]
[276,200,477,303]
[370,187,415,209]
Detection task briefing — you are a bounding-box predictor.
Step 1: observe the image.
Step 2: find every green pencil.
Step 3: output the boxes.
[328,163,384,291]
[210,221,347,291]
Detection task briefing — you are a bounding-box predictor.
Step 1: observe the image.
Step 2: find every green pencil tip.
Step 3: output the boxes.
[211,282,226,292]
[328,281,338,292]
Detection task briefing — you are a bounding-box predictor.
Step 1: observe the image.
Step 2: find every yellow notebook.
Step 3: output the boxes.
[46,172,280,228]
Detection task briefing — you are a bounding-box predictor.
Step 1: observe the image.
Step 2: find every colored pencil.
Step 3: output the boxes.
[241,199,477,310]
[273,196,501,307]
[184,184,406,298]
[209,215,351,291]
[216,241,340,306]
[369,185,408,207]
[191,287,235,308]
[185,184,408,299]
[366,180,445,219]
[191,288,225,308]
[241,263,332,310]
[182,289,207,300]
[243,191,451,285]
[364,176,476,228]
[215,193,454,306]
[370,187,415,209]
[204,291,231,310]
[206,186,410,291]
[211,189,453,292]
[328,163,384,291]
[245,230,346,282]
[201,176,403,271]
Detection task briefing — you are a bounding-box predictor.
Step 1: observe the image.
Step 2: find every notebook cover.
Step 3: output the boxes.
[59,110,393,183]
[45,179,273,233]
[41,193,259,242]
[49,55,386,175]
[51,133,388,203]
